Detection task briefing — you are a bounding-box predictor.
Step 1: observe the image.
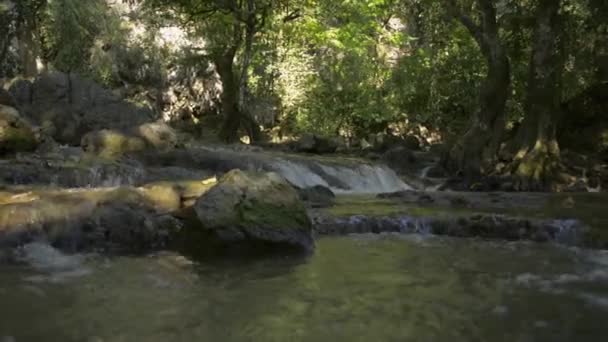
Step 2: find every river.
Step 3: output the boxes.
[1,235,607,341]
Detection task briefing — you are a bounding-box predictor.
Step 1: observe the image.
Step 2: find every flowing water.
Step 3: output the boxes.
[2,236,608,341]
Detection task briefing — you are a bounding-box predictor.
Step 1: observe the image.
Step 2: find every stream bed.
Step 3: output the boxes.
[1,235,608,341]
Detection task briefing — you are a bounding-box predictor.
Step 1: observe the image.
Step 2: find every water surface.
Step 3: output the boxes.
[1,235,608,341]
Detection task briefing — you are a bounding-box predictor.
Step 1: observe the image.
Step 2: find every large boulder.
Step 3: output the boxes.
[8,72,154,145]
[0,104,37,155]
[193,169,314,252]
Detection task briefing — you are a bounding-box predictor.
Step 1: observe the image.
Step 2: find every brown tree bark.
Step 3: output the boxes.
[215,45,242,143]
[445,0,511,183]
[17,10,40,77]
[215,0,263,144]
[510,0,564,191]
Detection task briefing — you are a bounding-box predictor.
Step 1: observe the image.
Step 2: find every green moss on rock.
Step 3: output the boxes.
[193,169,314,251]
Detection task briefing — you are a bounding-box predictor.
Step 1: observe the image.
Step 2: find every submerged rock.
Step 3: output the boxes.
[193,169,314,252]
[314,213,587,246]
[297,185,335,208]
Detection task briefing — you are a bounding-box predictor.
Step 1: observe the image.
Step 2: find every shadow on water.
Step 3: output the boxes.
[3,235,608,341]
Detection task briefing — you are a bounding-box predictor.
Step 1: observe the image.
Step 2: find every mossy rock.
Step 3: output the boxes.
[81,129,147,158]
[193,169,314,252]
[0,105,37,155]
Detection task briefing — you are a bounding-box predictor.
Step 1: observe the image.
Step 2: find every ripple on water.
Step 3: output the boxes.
[16,242,93,284]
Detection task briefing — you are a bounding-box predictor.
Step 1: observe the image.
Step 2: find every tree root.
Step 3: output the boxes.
[512,147,563,191]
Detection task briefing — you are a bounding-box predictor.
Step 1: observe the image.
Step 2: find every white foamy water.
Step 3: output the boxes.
[17,243,92,283]
[272,159,411,194]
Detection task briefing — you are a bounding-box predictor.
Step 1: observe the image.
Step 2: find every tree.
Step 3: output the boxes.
[510,0,564,190]
[147,0,273,143]
[444,0,510,183]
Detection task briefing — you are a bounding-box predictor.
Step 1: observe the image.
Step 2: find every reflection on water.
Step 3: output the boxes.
[1,235,608,341]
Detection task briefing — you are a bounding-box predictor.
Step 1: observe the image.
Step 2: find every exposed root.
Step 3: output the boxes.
[512,144,563,191]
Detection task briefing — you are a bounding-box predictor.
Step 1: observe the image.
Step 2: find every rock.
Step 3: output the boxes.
[134,121,178,150]
[403,135,421,151]
[297,185,335,208]
[295,133,316,152]
[0,186,183,253]
[0,88,15,107]
[0,104,37,155]
[193,169,314,252]
[81,129,147,158]
[293,134,338,154]
[425,165,447,178]
[81,203,182,253]
[8,72,154,145]
[314,212,587,246]
[382,146,417,174]
[139,182,182,213]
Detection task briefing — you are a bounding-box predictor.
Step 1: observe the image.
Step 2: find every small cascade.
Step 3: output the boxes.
[314,213,589,246]
[16,242,92,283]
[315,215,433,235]
[549,219,584,245]
[419,166,433,179]
[271,159,411,194]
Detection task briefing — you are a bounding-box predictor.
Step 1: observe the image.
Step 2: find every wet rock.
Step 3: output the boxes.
[382,146,417,174]
[0,105,38,155]
[0,186,183,253]
[314,213,587,246]
[425,165,447,178]
[297,185,335,208]
[79,203,182,253]
[193,169,314,252]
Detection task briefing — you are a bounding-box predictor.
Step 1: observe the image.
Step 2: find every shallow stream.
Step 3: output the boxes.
[1,235,608,341]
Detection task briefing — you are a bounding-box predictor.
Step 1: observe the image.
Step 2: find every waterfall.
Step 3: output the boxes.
[270,159,411,194]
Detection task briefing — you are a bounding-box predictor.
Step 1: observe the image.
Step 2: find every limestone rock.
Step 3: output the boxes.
[8,72,154,145]
[194,169,314,251]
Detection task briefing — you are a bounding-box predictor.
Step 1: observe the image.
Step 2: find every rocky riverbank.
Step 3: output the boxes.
[1,72,607,260]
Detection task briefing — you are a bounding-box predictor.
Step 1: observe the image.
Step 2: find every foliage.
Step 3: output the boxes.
[1,0,604,162]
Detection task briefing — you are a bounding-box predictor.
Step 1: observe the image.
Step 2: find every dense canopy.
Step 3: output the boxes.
[1,0,606,190]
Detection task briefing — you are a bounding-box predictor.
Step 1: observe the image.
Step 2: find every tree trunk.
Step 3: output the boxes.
[17,13,39,77]
[215,46,242,143]
[445,0,510,183]
[511,0,564,191]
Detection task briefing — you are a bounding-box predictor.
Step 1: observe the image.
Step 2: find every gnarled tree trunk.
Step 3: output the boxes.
[511,0,564,191]
[215,45,242,143]
[446,0,510,184]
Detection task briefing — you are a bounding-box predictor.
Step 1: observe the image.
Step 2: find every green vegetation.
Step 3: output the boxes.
[0,0,606,189]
